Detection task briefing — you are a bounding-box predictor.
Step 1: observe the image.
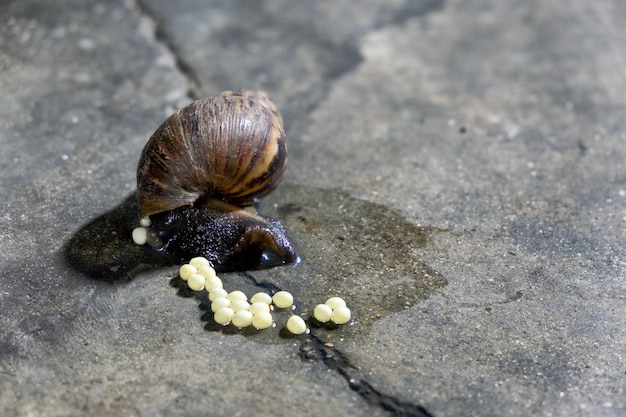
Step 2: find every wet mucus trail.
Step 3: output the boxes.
[257,185,445,416]
[257,184,448,326]
[65,184,447,339]
[65,185,445,416]
[203,185,445,416]
[63,193,296,280]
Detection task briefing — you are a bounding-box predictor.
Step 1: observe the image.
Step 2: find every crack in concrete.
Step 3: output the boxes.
[302,333,435,417]
[233,274,436,416]
[223,271,436,416]
[131,0,202,100]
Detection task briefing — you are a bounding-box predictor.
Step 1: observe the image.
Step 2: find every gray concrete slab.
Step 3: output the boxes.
[1,0,624,416]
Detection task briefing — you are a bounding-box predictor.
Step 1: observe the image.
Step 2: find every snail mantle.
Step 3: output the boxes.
[131,90,297,272]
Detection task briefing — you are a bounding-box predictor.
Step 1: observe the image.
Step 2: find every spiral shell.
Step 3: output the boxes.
[137,90,287,218]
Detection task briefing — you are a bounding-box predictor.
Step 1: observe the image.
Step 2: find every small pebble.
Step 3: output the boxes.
[140,217,151,227]
[313,304,333,323]
[214,307,234,325]
[189,257,211,268]
[252,311,273,330]
[211,297,231,312]
[250,292,273,305]
[331,306,351,325]
[286,315,307,334]
[208,287,228,302]
[325,297,347,310]
[187,273,206,291]
[178,264,197,281]
[131,227,148,245]
[272,291,294,309]
[231,310,253,328]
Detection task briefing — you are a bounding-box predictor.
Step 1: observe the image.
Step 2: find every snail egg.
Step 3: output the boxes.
[272,291,293,309]
[249,302,271,315]
[313,304,333,323]
[231,310,253,328]
[231,299,251,312]
[189,257,211,268]
[178,264,197,281]
[187,273,206,291]
[131,227,148,245]
[208,287,228,301]
[211,297,231,312]
[252,311,273,330]
[197,265,217,280]
[286,315,307,335]
[139,217,151,227]
[250,292,273,305]
[204,275,223,291]
[227,290,248,302]
[325,297,347,310]
[214,307,234,325]
[331,306,351,325]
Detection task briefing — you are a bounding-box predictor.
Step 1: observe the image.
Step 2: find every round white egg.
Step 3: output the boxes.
[286,315,307,334]
[272,291,294,309]
[313,304,333,323]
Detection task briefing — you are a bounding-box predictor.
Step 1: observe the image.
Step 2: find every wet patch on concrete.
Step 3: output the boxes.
[65,184,447,323]
[252,184,448,327]
[64,194,175,281]
[63,183,447,415]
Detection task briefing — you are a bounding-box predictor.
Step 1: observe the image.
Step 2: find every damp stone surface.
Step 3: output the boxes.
[1,1,625,417]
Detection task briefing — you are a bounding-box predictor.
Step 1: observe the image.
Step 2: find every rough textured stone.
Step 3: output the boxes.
[1,0,624,416]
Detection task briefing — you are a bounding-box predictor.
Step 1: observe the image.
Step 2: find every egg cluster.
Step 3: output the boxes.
[131,217,152,246]
[313,297,351,325]
[177,256,351,335]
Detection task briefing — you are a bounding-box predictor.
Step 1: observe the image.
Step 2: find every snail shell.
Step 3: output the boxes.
[135,90,296,270]
[137,90,287,218]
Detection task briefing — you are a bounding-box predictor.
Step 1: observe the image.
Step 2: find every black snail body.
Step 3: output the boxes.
[135,90,297,271]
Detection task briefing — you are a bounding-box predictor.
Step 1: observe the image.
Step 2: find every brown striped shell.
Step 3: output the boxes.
[136,90,287,218]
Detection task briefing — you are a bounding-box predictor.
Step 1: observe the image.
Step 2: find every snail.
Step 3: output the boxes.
[134,90,297,271]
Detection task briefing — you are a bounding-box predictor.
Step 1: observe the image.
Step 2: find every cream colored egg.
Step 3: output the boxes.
[214,307,234,325]
[227,290,248,302]
[231,299,251,312]
[252,311,273,330]
[204,275,223,291]
[211,297,231,312]
[131,227,148,245]
[313,303,333,323]
[250,292,273,305]
[249,302,270,315]
[286,315,307,334]
[331,306,351,325]
[197,265,217,279]
[208,287,228,302]
[272,291,293,309]
[187,273,206,291]
[178,264,197,281]
[325,297,347,310]
[231,310,253,328]
[189,257,211,268]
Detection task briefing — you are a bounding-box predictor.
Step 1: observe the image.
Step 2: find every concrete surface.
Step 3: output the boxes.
[1,0,624,416]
